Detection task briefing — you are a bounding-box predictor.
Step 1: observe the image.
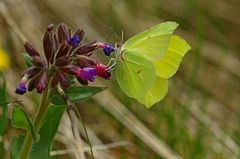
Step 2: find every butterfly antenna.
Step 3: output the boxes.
[121,31,124,44]
[105,26,119,43]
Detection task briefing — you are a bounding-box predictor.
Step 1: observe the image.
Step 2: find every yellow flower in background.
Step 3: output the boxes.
[0,48,9,71]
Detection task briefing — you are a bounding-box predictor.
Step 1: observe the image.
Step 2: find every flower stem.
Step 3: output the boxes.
[18,88,49,159]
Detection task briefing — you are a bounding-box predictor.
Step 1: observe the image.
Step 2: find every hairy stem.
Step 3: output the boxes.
[58,85,90,159]
[18,88,49,159]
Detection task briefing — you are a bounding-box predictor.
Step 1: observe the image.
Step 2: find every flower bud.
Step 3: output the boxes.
[36,73,47,93]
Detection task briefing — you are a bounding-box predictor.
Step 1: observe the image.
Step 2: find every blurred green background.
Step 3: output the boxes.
[0,0,240,158]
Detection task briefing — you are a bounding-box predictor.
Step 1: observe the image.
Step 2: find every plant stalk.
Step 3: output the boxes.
[18,87,49,159]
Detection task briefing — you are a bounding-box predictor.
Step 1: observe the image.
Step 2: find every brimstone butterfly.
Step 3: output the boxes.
[114,21,191,108]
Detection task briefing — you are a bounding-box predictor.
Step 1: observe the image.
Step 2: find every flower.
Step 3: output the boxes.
[16,23,114,95]
[94,63,111,79]
[97,43,115,56]
[15,81,27,94]
[0,49,9,71]
[15,23,100,94]
[15,74,29,94]
[68,34,80,47]
[75,67,96,82]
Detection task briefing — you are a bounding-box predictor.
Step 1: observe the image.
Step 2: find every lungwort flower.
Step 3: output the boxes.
[16,23,113,95]
[97,43,115,56]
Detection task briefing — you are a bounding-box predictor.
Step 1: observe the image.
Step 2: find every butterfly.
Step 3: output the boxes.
[112,21,191,108]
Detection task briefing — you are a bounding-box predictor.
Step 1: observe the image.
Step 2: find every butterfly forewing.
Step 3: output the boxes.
[123,21,178,48]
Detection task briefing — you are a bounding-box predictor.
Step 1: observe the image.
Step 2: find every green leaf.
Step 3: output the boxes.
[28,105,65,159]
[0,78,7,157]
[22,53,32,67]
[50,86,106,105]
[11,105,39,142]
[10,135,25,159]
[10,105,65,159]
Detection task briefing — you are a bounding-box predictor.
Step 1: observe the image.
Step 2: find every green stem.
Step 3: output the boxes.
[18,88,49,159]
[73,106,94,159]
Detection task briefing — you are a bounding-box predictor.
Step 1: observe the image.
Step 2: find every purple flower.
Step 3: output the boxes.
[15,81,27,94]
[97,43,115,56]
[75,67,96,82]
[68,34,80,47]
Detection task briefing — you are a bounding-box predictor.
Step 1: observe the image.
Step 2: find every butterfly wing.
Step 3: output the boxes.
[125,35,171,61]
[115,50,156,100]
[123,21,178,48]
[138,77,168,108]
[154,35,191,78]
[122,22,178,61]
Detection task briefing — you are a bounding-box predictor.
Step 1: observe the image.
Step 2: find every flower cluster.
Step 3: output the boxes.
[15,23,115,95]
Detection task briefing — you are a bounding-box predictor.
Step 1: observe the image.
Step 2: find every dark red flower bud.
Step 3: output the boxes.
[58,73,70,88]
[55,55,70,67]
[51,72,70,88]
[36,73,47,93]
[24,42,40,57]
[31,56,46,68]
[59,65,78,75]
[77,55,97,68]
[75,41,98,55]
[57,23,69,44]
[55,42,70,59]
[43,29,54,64]
[24,67,42,78]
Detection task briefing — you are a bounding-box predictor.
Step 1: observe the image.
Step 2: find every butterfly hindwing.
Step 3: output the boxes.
[138,77,168,108]
[115,50,156,100]
[154,35,191,78]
